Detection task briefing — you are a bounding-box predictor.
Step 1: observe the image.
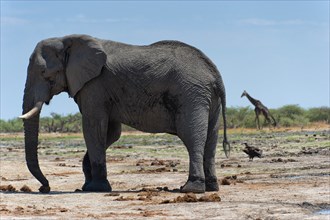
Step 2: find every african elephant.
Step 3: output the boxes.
[20,34,230,193]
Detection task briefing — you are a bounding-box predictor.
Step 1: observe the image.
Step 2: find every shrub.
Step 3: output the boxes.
[277,105,304,120]
[0,118,23,132]
[275,105,309,127]
[305,107,330,123]
[225,107,256,128]
[0,105,329,133]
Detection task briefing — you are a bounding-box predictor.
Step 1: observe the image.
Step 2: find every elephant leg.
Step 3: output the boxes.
[81,114,111,192]
[106,121,122,147]
[82,151,92,187]
[177,108,208,193]
[204,109,220,192]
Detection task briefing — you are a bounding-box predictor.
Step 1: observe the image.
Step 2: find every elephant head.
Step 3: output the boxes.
[20,35,106,192]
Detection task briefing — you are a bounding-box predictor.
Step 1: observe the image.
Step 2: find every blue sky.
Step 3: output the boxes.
[1,1,329,120]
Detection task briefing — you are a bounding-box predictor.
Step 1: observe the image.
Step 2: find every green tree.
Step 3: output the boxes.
[0,118,23,132]
[305,107,330,123]
[276,105,308,127]
[1,105,329,133]
[63,113,82,132]
[40,113,82,133]
[226,107,255,128]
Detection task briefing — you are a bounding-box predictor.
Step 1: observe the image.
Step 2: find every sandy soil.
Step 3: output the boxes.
[0,127,329,219]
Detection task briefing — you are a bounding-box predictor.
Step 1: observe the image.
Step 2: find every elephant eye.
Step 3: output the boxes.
[49,80,55,87]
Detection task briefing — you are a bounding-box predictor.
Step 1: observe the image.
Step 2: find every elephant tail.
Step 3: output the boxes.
[215,75,231,158]
[221,92,231,158]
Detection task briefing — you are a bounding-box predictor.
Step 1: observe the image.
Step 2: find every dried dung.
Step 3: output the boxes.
[20,185,32,192]
[0,185,17,192]
[199,193,221,202]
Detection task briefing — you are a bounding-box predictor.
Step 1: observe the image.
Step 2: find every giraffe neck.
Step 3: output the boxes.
[245,93,259,106]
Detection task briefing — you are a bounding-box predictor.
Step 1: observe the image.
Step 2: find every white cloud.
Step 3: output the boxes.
[238,18,305,26]
[240,18,276,26]
[1,16,29,25]
[66,14,134,24]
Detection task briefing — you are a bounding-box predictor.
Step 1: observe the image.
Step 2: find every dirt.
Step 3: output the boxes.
[0,127,329,219]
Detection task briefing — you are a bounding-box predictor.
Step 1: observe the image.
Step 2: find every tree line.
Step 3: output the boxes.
[226,105,329,129]
[1,105,329,133]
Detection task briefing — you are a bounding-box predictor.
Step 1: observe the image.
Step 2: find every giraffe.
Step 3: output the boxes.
[241,90,277,129]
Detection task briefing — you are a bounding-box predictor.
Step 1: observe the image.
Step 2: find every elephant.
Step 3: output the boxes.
[20,34,230,193]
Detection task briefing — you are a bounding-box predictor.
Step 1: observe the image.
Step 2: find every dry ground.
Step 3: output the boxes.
[0,126,329,219]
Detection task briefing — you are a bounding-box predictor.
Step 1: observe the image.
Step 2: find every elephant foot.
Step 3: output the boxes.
[82,180,112,192]
[180,176,205,193]
[82,180,91,191]
[205,177,219,192]
[39,185,51,193]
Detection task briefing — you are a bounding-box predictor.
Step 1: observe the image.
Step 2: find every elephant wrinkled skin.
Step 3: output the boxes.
[21,34,230,193]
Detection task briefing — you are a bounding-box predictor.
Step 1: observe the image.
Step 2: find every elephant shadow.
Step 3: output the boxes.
[0,187,182,195]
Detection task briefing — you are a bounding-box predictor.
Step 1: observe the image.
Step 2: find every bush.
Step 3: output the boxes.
[0,118,23,132]
[277,105,304,120]
[39,113,83,133]
[0,105,329,133]
[226,107,254,128]
[275,105,309,127]
[305,107,330,123]
[240,111,256,128]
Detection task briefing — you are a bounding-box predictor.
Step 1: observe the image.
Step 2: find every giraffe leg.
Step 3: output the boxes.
[266,116,272,128]
[270,114,277,127]
[262,110,272,126]
[255,110,261,130]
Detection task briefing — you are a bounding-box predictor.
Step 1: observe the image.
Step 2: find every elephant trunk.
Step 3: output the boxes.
[22,93,50,193]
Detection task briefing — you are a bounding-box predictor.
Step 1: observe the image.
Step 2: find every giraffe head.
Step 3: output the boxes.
[241,90,247,98]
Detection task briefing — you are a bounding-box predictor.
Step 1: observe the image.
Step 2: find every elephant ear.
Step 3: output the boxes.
[63,35,107,97]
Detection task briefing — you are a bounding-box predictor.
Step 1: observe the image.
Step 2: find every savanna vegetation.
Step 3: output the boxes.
[226,105,329,129]
[1,105,329,133]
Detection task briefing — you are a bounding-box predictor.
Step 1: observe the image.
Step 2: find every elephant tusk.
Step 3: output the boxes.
[19,101,44,119]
